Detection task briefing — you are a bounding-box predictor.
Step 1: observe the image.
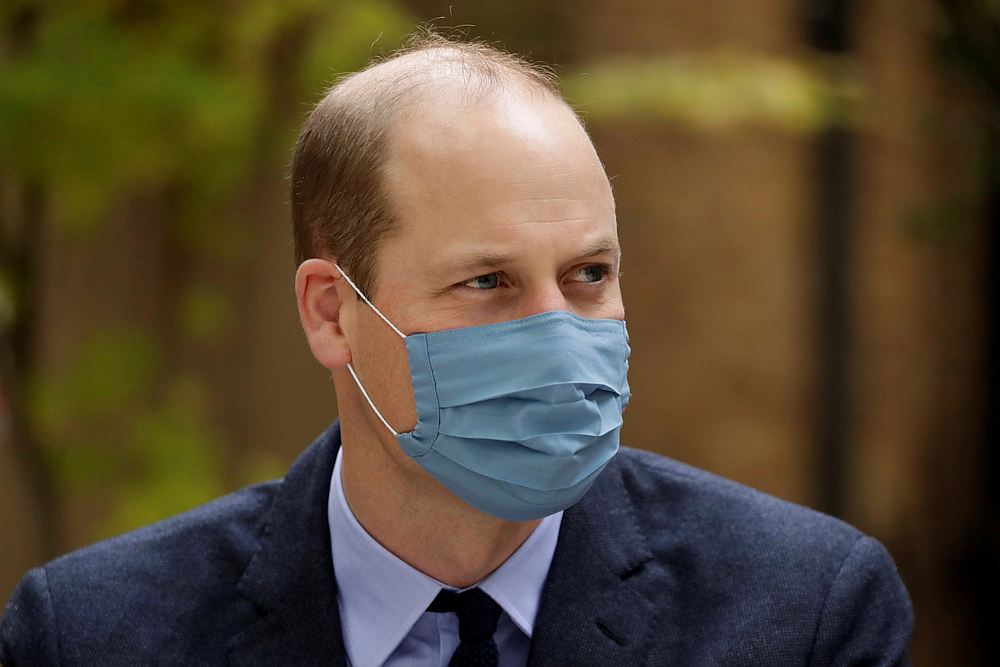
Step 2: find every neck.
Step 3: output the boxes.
[338,411,540,589]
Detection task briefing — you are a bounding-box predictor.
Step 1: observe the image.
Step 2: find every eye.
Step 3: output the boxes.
[462,273,502,290]
[569,265,610,284]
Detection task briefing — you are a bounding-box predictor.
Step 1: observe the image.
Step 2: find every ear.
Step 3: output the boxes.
[295,258,352,370]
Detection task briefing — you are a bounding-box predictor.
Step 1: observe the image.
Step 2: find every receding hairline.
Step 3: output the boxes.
[323,42,565,122]
[290,36,583,299]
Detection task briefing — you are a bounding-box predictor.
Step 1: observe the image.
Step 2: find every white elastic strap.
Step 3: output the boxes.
[334,263,403,436]
[347,362,399,436]
[334,263,406,339]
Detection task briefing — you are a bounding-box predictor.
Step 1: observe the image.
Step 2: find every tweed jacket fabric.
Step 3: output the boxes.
[1,422,912,665]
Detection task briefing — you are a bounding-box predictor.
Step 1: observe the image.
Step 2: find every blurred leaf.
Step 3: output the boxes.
[28,326,160,440]
[178,283,231,341]
[296,0,413,97]
[237,452,288,487]
[0,0,415,545]
[170,207,256,266]
[0,2,262,235]
[904,199,974,242]
[45,438,119,490]
[564,52,863,133]
[101,375,225,536]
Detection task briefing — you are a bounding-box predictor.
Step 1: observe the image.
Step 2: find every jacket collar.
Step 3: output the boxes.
[529,450,657,665]
[227,422,655,665]
[228,422,348,666]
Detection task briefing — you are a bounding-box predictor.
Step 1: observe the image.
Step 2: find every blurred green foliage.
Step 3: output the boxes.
[110,375,227,537]
[0,0,412,236]
[28,327,160,435]
[179,284,232,342]
[2,0,969,545]
[1,0,412,539]
[564,52,863,132]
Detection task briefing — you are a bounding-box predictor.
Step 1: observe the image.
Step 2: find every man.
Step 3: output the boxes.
[1,35,912,665]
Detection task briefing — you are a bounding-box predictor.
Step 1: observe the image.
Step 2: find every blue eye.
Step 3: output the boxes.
[464,273,501,289]
[572,265,608,283]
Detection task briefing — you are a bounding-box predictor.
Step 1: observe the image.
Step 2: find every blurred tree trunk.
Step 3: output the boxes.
[0,5,56,599]
[933,0,1000,655]
[0,179,55,596]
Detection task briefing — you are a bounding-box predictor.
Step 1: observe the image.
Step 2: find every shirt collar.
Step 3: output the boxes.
[328,447,562,667]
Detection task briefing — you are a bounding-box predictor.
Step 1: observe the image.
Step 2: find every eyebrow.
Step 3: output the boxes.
[578,237,622,261]
[437,236,621,276]
[440,250,515,276]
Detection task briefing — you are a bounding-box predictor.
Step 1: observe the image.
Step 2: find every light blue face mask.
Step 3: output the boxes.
[336,265,631,521]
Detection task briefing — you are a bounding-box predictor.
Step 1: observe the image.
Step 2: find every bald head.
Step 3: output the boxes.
[290,35,584,297]
[337,40,560,114]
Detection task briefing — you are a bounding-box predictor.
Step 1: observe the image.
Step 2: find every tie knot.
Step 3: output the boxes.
[429,588,503,642]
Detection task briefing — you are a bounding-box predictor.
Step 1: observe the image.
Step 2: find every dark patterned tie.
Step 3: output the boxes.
[428,587,503,667]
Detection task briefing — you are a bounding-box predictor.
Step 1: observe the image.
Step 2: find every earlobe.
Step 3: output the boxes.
[295,258,352,370]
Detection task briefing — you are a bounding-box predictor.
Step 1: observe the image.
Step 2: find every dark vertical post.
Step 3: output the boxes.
[805,0,855,518]
[0,4,58,559]
[981,126,999,659]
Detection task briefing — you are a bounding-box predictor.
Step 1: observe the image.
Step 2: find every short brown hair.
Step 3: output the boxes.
[290,32,563,299]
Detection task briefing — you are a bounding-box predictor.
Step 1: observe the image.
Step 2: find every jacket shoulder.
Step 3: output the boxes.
[612,447,913,664]
[2,480,280,663]
[617,446,862,552]
[50,478,278,572]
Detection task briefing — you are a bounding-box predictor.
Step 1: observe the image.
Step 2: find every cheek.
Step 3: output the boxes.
[606,288,626,319]
[570,285,625,321]
[351,315,418,432]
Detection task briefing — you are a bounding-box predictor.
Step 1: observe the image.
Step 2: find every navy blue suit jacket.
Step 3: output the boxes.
[1,422,912,665]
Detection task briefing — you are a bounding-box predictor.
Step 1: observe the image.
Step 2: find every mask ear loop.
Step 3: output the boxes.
[345,364,400,437]
[333,263,405,339]
[333,263,406,437]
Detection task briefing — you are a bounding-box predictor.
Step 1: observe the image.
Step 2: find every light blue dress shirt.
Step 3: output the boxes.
[328,448,563,667]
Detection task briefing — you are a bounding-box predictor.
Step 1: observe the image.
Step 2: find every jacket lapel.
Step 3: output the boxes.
[225,424,658,665]
[227,423,348,666]
[529,454,657,666]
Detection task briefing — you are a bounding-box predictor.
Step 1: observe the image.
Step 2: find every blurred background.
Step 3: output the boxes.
[1,0,996,662]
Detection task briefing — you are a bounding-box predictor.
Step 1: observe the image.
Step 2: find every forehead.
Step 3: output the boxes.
[392,84,585,165]
[380,86,616,245]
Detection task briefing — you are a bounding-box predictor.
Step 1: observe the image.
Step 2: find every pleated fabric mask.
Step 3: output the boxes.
[336,264,631,521]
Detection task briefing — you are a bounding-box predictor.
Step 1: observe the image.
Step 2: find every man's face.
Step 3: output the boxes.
[339,86,623,440]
